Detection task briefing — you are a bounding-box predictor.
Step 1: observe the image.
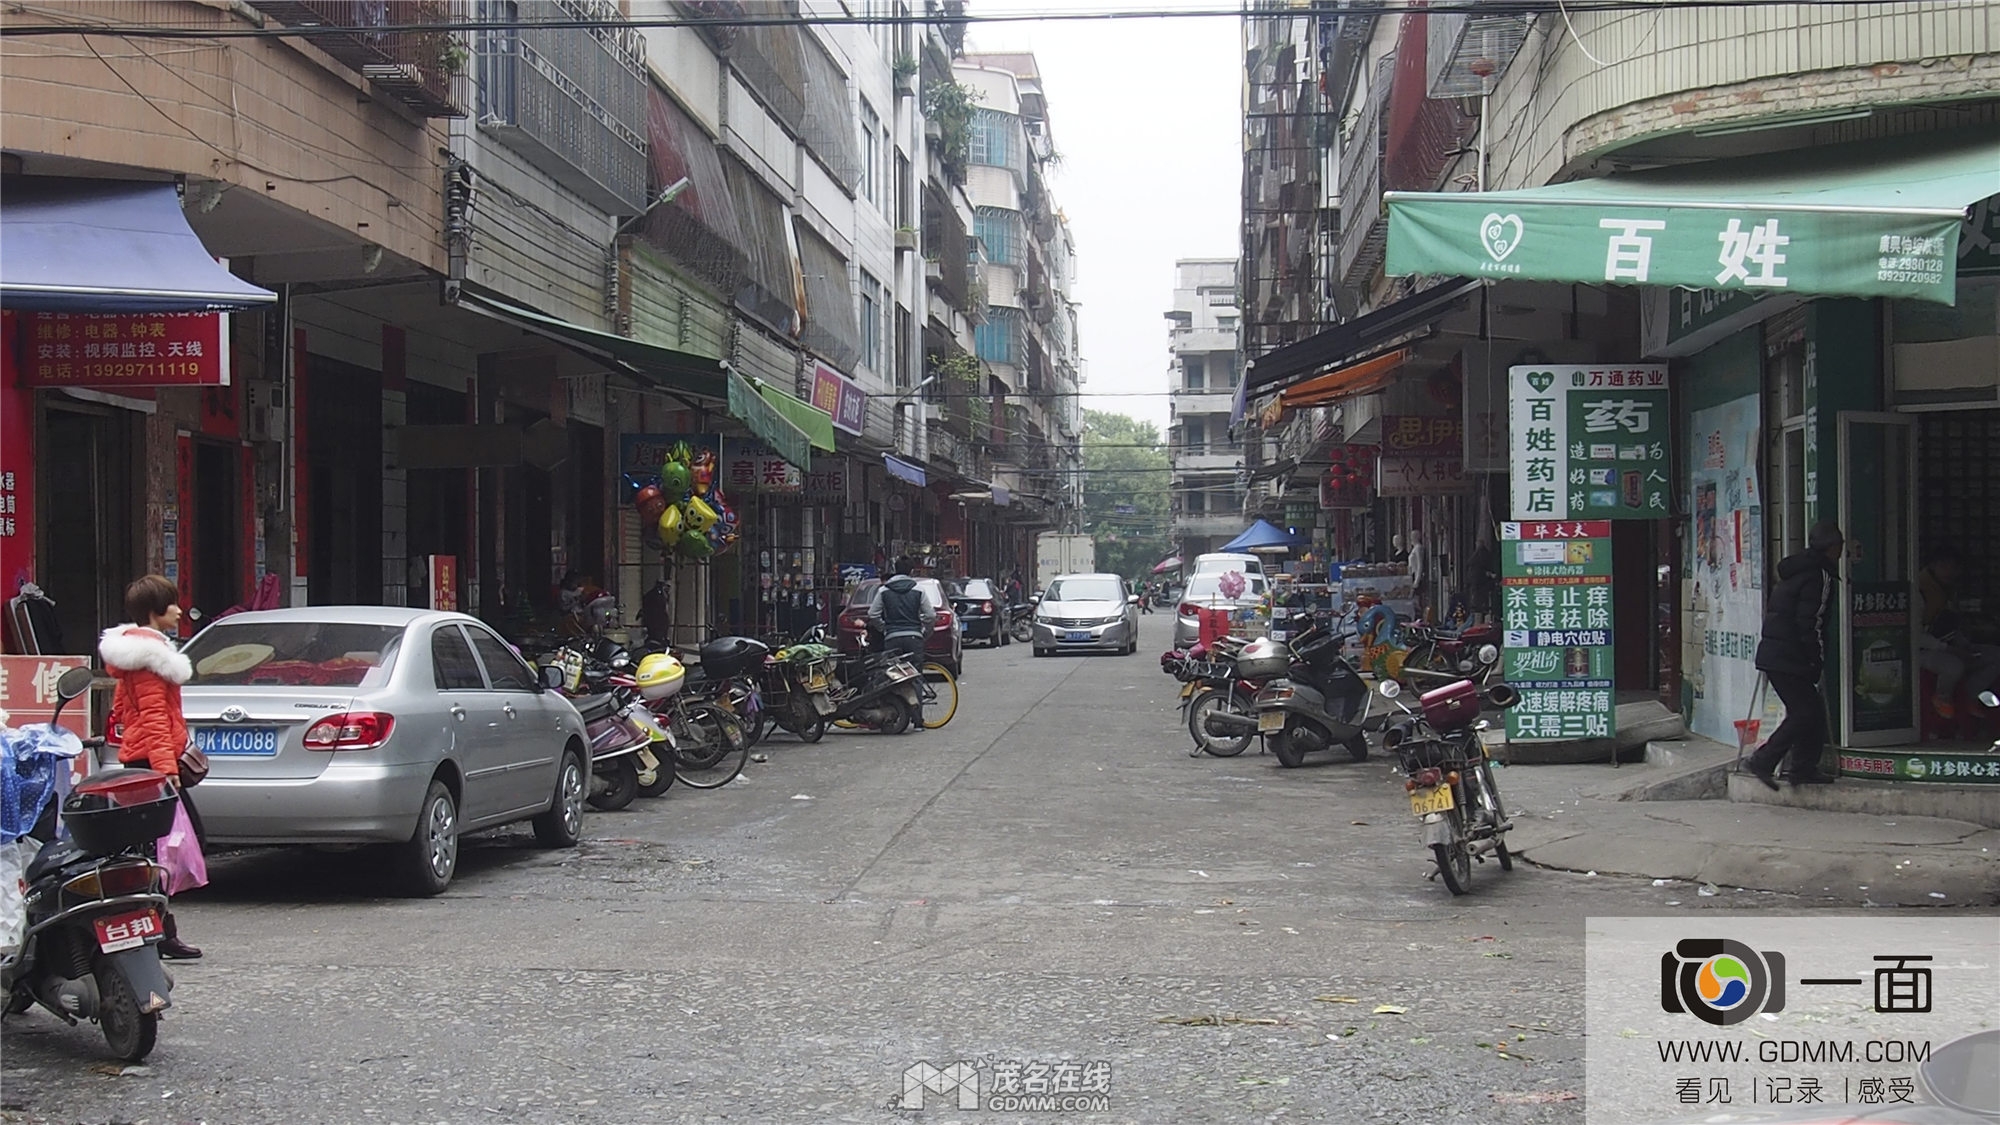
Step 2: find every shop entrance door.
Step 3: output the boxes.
[1836,412,1918,747]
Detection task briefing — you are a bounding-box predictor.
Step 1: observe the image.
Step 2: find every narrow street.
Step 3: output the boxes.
[3,615,1827,1125]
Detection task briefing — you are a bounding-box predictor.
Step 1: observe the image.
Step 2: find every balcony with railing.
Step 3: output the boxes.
[1336,53,1393,292]
[251,0,464,116]
[475,0,649,213]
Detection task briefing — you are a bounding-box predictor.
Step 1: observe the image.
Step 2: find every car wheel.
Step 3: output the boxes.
[396,778,459,897]
[532,749,586,847]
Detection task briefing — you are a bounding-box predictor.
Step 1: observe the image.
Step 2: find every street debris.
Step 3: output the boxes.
[1491,1090,1579,1104]
[1312,995,1361,1004]
[1157,1013,1287,1027]
[1373,1005,1409,1015]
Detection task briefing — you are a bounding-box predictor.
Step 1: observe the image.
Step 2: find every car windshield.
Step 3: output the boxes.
[1045,577,1125,603]
[1195,557,1261,575]
[959,579,995,599]
[1185,573,1267,601]
[182,621,406,687]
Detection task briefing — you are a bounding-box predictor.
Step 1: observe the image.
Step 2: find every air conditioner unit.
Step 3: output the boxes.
[244,380,285,443]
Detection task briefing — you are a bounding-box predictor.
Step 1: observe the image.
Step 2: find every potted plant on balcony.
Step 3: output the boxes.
[894,53,919,96]
[895,226,920,253]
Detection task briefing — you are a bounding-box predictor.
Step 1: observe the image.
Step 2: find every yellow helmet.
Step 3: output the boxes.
[634,652,686,701]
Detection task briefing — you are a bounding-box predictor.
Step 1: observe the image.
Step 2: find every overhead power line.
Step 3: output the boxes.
[0,2,1929,39]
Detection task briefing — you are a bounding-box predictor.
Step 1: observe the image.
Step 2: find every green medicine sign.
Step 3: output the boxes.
[1500,521,1615,742]
[1509,365,1670,520]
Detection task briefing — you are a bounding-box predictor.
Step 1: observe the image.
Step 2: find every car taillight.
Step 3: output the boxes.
[981,600,993,614]
[1179,603,1198,617]
[936,610,954,628]
[303,711,396,750]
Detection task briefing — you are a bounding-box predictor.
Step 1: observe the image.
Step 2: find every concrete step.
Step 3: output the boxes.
[1726,771,2000,828]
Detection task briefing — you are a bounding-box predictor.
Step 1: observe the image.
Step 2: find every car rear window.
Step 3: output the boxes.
[845,580,881,608]
[849,579,945,608]
[183,621,405,687]
[1186,573,1267,600]
[959,579,995,599]
[1045,577,1125,603]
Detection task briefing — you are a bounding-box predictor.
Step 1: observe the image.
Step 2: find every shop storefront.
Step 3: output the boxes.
[1,178,278,653]
[1383,124,2000,760]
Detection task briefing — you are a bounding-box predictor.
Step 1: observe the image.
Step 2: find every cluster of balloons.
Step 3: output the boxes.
[631,442,740,561]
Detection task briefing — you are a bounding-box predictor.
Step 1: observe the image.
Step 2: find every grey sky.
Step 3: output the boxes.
[965,2,1243,435]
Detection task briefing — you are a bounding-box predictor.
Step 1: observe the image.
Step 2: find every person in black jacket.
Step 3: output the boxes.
[1744,522,1845,788]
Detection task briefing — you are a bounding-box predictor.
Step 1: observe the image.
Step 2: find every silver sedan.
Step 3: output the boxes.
[1031,573,1143,656]
[175,607,589,895]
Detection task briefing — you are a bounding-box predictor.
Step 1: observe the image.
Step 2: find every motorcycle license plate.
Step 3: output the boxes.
[1257,711,1286,733]
[1409,785,1455,816]
[93,908,161,954]
[1179,682,1196,700]
[1065,631,1090,643]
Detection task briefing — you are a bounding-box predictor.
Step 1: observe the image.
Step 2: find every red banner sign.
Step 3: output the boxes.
[428,555,459,611]
[809,363,867,435]
[20,311,229,387]
[0,654,92,737]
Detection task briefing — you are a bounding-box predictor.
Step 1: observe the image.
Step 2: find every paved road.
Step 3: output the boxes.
[0,614,1852,1123]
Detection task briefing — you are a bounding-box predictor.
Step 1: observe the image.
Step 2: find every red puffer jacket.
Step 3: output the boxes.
[99,625,192,779]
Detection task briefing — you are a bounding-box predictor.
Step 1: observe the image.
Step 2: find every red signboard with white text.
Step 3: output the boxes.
[19,311,229,388]
[0,654,92,737]
[0,313,37,601]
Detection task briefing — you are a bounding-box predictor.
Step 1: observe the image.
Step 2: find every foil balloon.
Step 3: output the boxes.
[690,448,717,496]
[656,503,683,546]
[658,459,692,499]
[683,495,719,535]
[679,528,714,559]
[634,484,668,523]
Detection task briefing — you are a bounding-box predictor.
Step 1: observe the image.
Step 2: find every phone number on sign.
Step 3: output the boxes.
[50,361,211,381]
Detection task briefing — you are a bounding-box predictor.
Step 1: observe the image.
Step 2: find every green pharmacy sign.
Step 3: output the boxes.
[1509,365,1671,521]
[1499,521,1615,742]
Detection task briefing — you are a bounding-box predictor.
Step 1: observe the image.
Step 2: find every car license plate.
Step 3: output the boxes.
[1065,631,1090,643]
[93,908,161,954]
[1179,682,1196,700]
[193,725,280,756]
[1409,785,1455,816]
[1258,711,1286,733]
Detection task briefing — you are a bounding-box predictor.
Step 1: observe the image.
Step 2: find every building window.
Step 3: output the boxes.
[1184,355,1205,391]
[1217,315,1239,331]
[975,310,1019,366]
[860,100,881,205]
[895,151,912,228]
[974,209,1022,266]
[968,109,1016,169]
[1185,419,1206,453]
[860,269,883,372]
[1186,489,1206,515]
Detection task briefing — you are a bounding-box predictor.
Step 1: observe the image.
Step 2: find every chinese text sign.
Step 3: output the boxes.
[1510,365,1670,520]
[1500,521,1614,742]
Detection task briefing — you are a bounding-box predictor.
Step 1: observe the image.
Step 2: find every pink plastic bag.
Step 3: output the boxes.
[158,800,208,895]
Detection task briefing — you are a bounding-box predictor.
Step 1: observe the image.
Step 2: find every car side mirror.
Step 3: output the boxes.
[1128,595,1142,605]
[540,664,565,691]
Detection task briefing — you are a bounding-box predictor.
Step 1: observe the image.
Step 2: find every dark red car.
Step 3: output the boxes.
[837,577,962,676]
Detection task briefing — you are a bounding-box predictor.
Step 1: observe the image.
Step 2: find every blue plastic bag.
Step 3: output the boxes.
[0,723,81,845]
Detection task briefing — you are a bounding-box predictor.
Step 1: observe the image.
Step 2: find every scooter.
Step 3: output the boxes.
[1207,615,1371,767]
[824,642,926,735]
[1,667,176,1061]
[1006,602,1036,646]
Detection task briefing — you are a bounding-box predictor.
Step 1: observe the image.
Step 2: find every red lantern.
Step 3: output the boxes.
[635,484,669,522]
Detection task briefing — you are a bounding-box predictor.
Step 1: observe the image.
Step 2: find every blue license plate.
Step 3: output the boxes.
[1065,631,1090,643]
[194,725,281,756]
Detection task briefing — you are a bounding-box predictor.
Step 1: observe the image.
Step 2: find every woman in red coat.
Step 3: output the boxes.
[98,574,202,960]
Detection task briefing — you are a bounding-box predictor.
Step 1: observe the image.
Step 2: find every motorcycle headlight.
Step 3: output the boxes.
[1477,643,1499,665]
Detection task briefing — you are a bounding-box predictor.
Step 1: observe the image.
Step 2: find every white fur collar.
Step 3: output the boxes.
[98,626,194,685]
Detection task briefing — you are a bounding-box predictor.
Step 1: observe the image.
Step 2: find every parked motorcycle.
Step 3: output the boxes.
[1006,602,1036,646]
[796,626,927,735]
[1400,619,1504,684]
[2,667,176,1061]
[1176,636,1262,758]
[1377,677,1522,896]
[1206,615,1370,767]
[545,644,667,810]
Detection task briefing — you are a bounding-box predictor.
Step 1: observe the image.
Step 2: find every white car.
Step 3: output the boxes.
[1191,552,1265,578]
[1032,573,1143,656]
[176,607,590,895]
[1174,569,1270,648]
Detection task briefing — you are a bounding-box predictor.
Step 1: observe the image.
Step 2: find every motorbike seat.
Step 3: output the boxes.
[571,693,618,724]
[24,839,87,884]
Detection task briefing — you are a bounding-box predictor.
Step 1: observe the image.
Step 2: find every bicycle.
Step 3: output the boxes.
[917,660,958,729]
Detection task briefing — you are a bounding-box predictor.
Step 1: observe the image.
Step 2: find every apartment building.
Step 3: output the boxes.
[1166,259,1245,559]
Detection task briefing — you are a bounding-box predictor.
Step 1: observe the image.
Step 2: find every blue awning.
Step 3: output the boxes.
[1221,519,1303,553]
[0,178,277,312]
[883,454,927,486]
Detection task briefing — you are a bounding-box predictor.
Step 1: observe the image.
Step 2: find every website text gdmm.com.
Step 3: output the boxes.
[1658,1039,1933,1065]
[986,1093,1113,1112]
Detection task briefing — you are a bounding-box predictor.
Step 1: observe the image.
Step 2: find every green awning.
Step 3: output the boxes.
[457,289,728,399]
[726,372,814,470]
[756,381,837,453]
[1386,127,2000,305]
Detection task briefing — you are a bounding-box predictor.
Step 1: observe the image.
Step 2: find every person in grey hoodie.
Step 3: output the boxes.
[868,573,936,731]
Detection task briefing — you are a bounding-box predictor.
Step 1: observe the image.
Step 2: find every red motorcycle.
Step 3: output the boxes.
[1400,619,1502,682]
[1176,636,1265,758]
